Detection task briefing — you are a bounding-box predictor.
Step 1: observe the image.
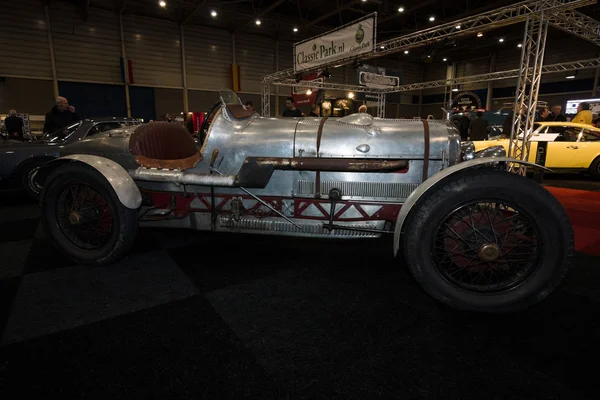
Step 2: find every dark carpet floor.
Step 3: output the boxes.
[0,182,598,400]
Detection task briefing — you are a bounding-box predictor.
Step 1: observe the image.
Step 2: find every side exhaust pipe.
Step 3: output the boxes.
[129,168,237,187]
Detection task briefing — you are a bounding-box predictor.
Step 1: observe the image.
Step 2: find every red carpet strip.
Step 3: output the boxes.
[545,186,600,257]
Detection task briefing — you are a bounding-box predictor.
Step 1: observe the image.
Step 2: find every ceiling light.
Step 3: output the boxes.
[348,92,355,99]
[293,27,298,32]
[477,32,483,37]
[427,55,431,58]
[498,38,504,42]
[452,88,459,92]
[210,10,217,17]
[429,16,435,22]
[455,25,461,29]
[255,19,261,25]
[159,0,166,7]
[306,89,312,95]
[398,7,404,12]
[404,50,409,54]
[518,43,522,47]
[566,75,575,79]
[380,45,385,49]
[443,58,447,61]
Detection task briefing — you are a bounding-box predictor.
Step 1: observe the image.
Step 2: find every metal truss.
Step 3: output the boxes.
[261,81,271,117]
[377,94,386,118]
[548,10,600,45]
[269,57,600,95]
[508,12,550,175]
[262,0,594,83]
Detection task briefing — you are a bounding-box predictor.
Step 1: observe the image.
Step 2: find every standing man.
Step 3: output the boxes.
[572,102,593,125]
[4,109,24,141]
[282,97,303,117]
[43,96,80,134]
[548,105,566,122]
[536,106,551,122]
[468,111,490,140]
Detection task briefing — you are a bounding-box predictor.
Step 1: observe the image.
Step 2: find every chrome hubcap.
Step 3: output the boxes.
[69,211,81,225]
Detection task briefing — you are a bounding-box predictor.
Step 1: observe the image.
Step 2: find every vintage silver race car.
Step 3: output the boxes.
[33,90,573,313]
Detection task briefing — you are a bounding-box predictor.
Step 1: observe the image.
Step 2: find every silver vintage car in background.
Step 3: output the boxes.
[34,90,573,313]
[0,118,141,198]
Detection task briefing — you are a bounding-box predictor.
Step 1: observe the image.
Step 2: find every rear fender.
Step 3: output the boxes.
[392,157,551,257]
[35,154,142,210]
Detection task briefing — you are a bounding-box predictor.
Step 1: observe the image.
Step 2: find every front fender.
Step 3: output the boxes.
[35,154,142,210]
[392,157,551,257]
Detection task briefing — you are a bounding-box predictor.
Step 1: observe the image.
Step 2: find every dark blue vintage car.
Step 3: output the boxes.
[1,118,141,198]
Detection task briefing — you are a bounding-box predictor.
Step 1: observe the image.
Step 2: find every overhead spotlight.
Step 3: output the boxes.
[427,55,431,58]
[306,89,312,95]
[498,38,504,42]
[566,75,575,79]
[404,50,409,54]
[477,32,483,37]
[348,92,355,99]
[293,27,298,32]
[398,7,404,12]
[380,45,385,49]
[452,88,459,92]
[255,19,261,25]
[210,10,217,17]
[518,43,522,48]
[159,0,166,7]
[443,58,447,61]
[429,16,435,22]
[455,25,461,29]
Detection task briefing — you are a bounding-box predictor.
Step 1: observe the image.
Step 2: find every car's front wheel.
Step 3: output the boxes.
[41,162,139,266]
[589,156,600,180]
[402,168,573,313]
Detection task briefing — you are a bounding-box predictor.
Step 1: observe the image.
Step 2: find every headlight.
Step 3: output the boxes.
[474,145,506,158]
[460,141,475,161]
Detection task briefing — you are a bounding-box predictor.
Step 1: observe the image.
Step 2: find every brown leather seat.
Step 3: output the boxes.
[129,122,202,170]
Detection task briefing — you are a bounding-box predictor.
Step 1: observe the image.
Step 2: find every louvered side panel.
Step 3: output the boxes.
[50,3,121,83]
[0,0,52,78]
[236,35,275,93]
[123,15,182,87]
[185,26,232,90]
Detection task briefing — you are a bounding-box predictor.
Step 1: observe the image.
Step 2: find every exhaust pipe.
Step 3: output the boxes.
[129,168,237,187]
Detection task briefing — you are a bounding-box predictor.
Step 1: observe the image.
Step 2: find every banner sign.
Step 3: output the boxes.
[451,91,482,111]
[359,71,399,88]
[120,57,134,84]
[294,14,376,72]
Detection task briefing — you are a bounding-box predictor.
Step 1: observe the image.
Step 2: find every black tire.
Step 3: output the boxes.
[589,156,600,180]
[18,158,53,200]
[402,168,573,313]
[40,162,139,266]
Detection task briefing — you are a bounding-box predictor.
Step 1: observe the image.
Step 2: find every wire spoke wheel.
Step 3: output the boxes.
[432,201,540,293]
[56,182,115,250]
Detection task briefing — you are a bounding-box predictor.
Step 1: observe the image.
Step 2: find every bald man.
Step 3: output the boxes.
[358,105,368,113]
[43,96,80,134]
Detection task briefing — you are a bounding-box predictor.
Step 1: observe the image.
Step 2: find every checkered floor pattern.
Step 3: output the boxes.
[0,193,599,399]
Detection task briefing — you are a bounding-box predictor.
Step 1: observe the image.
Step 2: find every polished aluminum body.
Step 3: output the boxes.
[49,91,471,239]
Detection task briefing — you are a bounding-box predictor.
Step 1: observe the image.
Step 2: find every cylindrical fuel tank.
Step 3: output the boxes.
[294,114,459,163]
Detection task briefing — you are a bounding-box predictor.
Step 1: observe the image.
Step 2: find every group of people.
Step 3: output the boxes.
[3,96,80,141]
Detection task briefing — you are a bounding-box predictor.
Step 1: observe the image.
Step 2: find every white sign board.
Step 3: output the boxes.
[358,71,399,88]
[294,14,376,72]
[565,98,600,115]
[517,133,560,141]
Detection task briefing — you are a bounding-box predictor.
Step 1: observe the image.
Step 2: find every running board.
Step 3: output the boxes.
[218,216,386,238]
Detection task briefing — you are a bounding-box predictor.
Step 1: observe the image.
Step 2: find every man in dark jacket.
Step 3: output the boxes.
[43,96,80,134]
[468,111,490,140]
[4,109,24,141]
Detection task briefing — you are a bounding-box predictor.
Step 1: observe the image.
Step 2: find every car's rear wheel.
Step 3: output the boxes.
[589,156,600,180]
[402,168,573,313]
[41,162,138,266]
[16,158,53,200]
